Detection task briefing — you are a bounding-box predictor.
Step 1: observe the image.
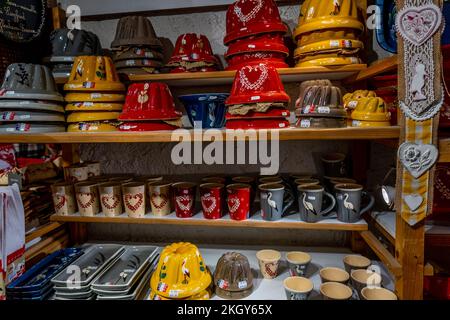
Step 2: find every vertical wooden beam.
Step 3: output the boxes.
[51,6,66,30]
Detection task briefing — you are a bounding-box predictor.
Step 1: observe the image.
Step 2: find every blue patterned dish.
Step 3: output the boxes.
[178,93,229,129]
[375,0,397,53]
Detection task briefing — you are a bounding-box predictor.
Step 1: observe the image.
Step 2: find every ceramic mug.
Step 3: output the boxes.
[286,252,311,277]
[85,161,101,177]
[320,282,353,300]
[172,182,197,218]
[51,182,77,216]
[200,183,225,220]
[66,165,89,183]
[259,183,294,221]
[122,182,146,218]
[231,177,256,206]
[319,267,350,284]
[259,176,284,185]
[335,184,375,223]
[256,249,281,279]
[360,287,397,300]
[297,185,336,223]
[321,153,347,177]
[226,184,251,221]
[148,181,172,216]
[75,182,100,216]
[343,255,371,274]
[294,178,321,187]
[98,182,123,217]
[325,176,357,193]
[351,269,382,298]
[283,276,314,300]
[202,176,226,184]
[136,175,163,183]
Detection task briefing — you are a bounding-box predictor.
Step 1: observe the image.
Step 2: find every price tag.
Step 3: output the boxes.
[347,101,358,109]
[318,106,331,114]
[91,93,101,99]
[330,40,340,47]
[238,281,248,289]
[251,96,260,101]
[2,112,15,120]
[300,119,311,128]
[352,120,362,127]
[126,60,136,66]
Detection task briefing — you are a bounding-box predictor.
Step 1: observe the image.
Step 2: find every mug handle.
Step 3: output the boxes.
[321,192,336,215]
[282,189,295,215]
[360,191,375,215]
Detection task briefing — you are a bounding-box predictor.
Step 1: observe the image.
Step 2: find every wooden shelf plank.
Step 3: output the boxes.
[439,139,450,163]
[25,222,63,243]
[345,56,398,84]
[0,126,400,144]
[51,212,368,231]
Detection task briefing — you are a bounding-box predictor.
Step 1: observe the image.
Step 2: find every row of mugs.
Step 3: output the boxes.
[65,162,102,182]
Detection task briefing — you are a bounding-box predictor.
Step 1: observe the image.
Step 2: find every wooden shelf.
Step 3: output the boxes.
[0,126,400,144]
[51,212,368,231]
[345,56,398,84]
[25,222,63,243]
[439,139,450,163]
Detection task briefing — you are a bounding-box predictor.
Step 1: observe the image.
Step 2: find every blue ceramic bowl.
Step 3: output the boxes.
[178,93,229,129]
[375,0,397,53]
[443,2,450,45]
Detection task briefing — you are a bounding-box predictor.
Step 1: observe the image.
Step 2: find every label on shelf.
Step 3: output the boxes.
[318,106,331,114]
[300,119,311,128]
[238,280,248,289]
[250,96,260,101]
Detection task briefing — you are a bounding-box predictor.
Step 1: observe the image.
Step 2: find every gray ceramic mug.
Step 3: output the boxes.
[259,183,294,221]
[335,183,375,223]
[297,185,336,223]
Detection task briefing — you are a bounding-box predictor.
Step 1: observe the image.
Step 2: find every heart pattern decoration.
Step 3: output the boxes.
[101,195,120,210]
[239,63,268,91]
[151,193,169,209]
[54,194,66,211]
[404,194,423,212]
[396,4,442,46]
[76,192,95,209]
[176,195,193,211]
[227,196,240,213]
[234,0,263,23]
[398,142,439,178]
[201,195,217,214]
[124,193,144,212]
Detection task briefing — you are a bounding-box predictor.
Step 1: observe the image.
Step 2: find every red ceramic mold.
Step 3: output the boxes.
[226,107,290,119]
[168,33,218,65]
[225,118,290,129]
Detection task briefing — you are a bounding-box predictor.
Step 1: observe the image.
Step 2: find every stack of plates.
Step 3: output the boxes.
[6,248,83,300]
[91,246,159,300]
[51,244,125,300]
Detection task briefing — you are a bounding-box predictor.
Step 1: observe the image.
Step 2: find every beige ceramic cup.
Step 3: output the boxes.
[256,249,281,279]
[319,267,350,284]
[343,255,371,273]
[66,165,89,183]
[85,161,101,177]
[351,269,382,297]
[122,182,146,218]
[75,182,100,216]
[99,182,123,217]
[148,181,172,216]
[360,287,397,300]
[320,282,353,300]
[51,182,77,216]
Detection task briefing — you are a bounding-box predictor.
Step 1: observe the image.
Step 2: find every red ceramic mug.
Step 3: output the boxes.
[200,183,225,220]
[172,182,197,218]
[226,183,251,221]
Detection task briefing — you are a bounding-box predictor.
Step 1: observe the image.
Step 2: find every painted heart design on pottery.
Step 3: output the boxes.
[201,195,217,214]
[175,195,193,211]
[54,194,66,211]
[398,142,439,178]
[101,195,120,210]
[227,196,241,213]
[76,192,95,209]
[239,63,268,91]
[396,4,442,46]
[234,0,263,23]
[151,193,169,209]
[404,194,423,212]
[124,193,144,212]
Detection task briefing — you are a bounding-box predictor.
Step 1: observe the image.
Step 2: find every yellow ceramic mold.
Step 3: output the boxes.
[351,97,391,122]
[65,102,123,112]
[297,29,361,47]
[294,39,364,58]
[295,56,361,67]
[64,92,126,103]
[64,56,126,92]
[67,122,119,132]
[150,242,212,299]
[294,0,364,40]
[148,288,212,300]
[66,112,120,123]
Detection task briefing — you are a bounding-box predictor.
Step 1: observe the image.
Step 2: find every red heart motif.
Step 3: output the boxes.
[227,196,240,213]
[54,194,66,211]
[124,193,144,212]
[176,195,193,211]
[101,195,120,210]
[151,193,168,209]
[201,195,217,214]
[76,192,95,209]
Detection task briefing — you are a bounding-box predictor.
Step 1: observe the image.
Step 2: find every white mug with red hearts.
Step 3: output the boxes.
[75,182,100,216]
[99,182,123,217]
[66,165,89,183]
[51,182,77,216]
[122,182,146,218]
[148,181,172,216]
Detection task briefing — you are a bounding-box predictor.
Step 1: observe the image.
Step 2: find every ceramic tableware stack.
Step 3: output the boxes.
[43,29,102,78]
[223,0,289,70]
[343,90,391,127]
[225,62,291,129]
[111,16,165,76]
[292,0,364,68]
[63,56,126,132]
[6,248,83,300]
[149,243,212,300]
[0,63,66,133]
[51,244,125,300]
[91,246,159,300]
[178,93,229,129]
[166,33,221,73]
[213,252,253,299]
[295,80,348,129]
[118,82,182,131]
